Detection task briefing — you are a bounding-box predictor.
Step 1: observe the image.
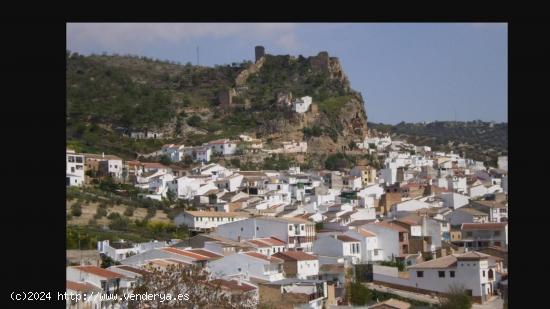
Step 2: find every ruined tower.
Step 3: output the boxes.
[255,45,265,62]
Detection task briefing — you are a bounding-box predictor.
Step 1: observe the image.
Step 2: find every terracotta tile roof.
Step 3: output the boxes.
[461,223,507,231]
[187,249,223,259]
[336,235,360,242]
[66,280,102,293]
[72,266,122,279]
[319,264,345,273]
[456,207,488,216]
[243,251,284,264]
[114,265,151,276]
[261,237,287,246]
[372,221,409,233]
[142,162,169,169]
[358,228,376,237]
[272,251,318,261]
[161,247,209,260]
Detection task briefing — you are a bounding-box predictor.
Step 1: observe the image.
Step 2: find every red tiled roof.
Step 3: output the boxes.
[161,247,209,260]
[187,249,223,259]
[462,223,507,231]
[261,237,287,246]
[114,265,151,276]
[243,251,283,263]
[272,251,318,261]
[359,228,376,237]
[336,235,360,242]
[72,266,122,279]
[372,221,409,233]
[142,162,168,169]
[66,280,102,292]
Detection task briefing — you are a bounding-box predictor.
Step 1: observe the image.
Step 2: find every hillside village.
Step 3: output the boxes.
[66,47,508,308]
[66,123,508,308]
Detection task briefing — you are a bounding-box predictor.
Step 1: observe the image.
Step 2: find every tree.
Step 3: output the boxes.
[439,284,473,309]
[166,189,177,204]
[71,203,82,217]
[128,264,257,309]
[159,155,172,166]
[349,281,372,305]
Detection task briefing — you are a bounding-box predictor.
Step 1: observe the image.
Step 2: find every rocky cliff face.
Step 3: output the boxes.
[242,51,368,153]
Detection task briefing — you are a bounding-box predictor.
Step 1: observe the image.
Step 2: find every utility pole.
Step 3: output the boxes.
[196,46,199,66]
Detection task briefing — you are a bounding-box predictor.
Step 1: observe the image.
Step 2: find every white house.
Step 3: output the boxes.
[208,251,285,282]
[390,199,432,217]
[373,251,501,303]
[293,96,312,113]
[459,223,508,250]
[170,175,211,199]
[66,266,123,294]
[272,251,319,280]
[468,184,488,199]
[97,239,169,261]
[161,144,185,162]
[207,139,238,156]
[244,237,287,256]
[439,192,470,209]
[447,176,467,194]
[362,222,409,261]
[343,176,362,191]
[312,234,362,265]
[214,217,316,252]
[184,146,212,163]
[174,211,250,231]
[66,150,85,186]
[344,228,384,263]
[449,207,489,226]
[215,173,244,192]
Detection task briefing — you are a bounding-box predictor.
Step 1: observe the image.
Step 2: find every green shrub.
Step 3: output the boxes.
[71,203,82,217]
[124,206,135,217]
[349,282,372,305]
[187,115,202,127]
[94,207,108,219]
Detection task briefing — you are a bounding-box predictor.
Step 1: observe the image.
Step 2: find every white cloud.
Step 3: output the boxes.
[67,23,302,53]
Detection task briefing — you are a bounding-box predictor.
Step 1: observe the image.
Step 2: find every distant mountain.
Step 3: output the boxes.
[368,121,507,165]
[66,50,368,161]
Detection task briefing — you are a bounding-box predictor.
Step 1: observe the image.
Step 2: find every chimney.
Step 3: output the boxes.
[102,152,105,158]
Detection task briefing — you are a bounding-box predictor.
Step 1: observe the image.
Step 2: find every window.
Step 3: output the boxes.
[417,271,424,278]
[71,167,75,173]
[482,271,485,277]
[438,271,445,278]
[450,271,455,277]
[75,157,83,163]
[240,227,244,231]
[301,225,305,231]
[256,226,259,231]
[68,156,75,162]
[494,231,501,236]
[115,165,118,169]
[289,225,293,231]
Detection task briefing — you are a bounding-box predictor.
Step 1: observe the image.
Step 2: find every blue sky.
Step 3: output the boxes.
[67,23,507,124]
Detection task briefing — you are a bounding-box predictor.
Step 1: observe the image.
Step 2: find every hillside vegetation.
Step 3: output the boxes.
[369,121,507,165]
[66,51,368,160]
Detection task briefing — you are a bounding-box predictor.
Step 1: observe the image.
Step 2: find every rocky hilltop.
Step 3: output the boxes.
[66,49,368,159]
